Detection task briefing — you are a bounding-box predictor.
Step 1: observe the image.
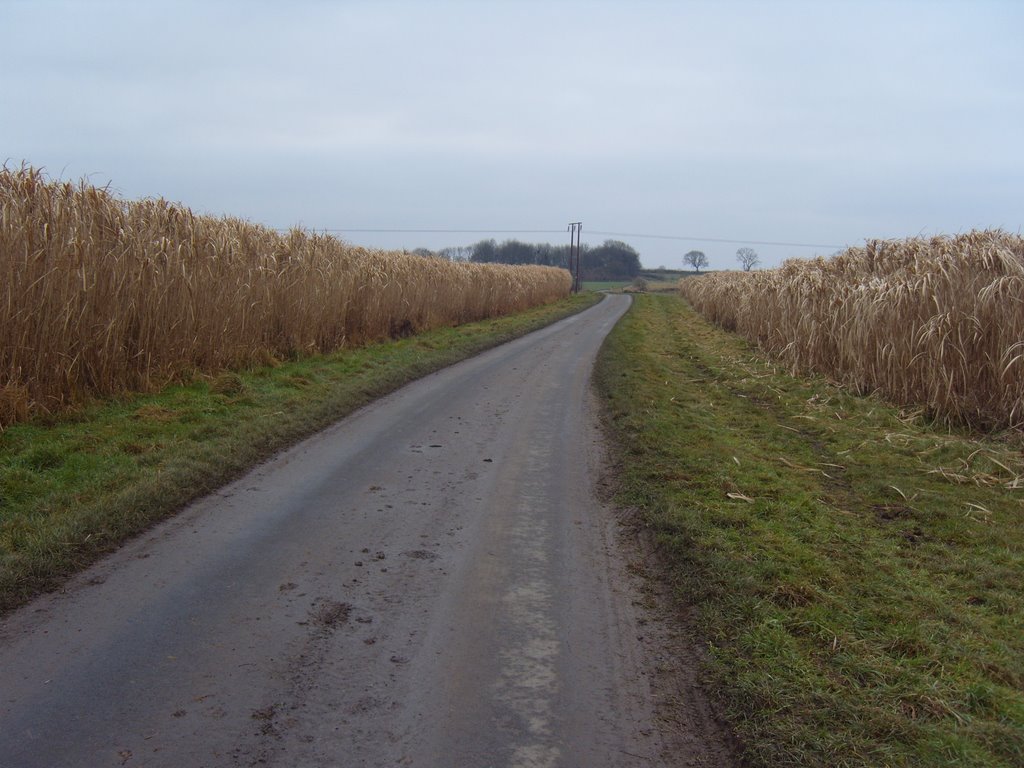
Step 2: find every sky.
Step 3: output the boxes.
[2,0,1021,269]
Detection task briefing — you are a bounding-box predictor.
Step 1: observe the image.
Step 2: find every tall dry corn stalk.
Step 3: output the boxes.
[0,165,571,425]
[679,232,1024,430]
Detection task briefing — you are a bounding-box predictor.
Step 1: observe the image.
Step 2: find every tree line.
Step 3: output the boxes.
[414,238,643,281]
[414,240,764,276]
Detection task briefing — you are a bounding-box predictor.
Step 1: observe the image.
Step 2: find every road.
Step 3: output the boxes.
[0,294,731,767]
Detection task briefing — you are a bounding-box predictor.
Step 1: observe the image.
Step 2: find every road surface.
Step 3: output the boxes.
[0,294,732,767]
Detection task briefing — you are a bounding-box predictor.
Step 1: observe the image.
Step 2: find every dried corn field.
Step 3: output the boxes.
[679,231,1024,430]
[0,166,570,425]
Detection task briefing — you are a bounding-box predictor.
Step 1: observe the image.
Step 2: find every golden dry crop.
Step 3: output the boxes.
[679,232,1024,430]
[0,165,570,425]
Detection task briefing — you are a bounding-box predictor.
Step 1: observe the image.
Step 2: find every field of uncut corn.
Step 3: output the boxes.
[680,231,1024,431]
[0,166,570,426]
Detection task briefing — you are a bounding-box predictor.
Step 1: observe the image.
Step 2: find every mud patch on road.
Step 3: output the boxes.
[311,599,351,628]
[400,549,439,560]
[250,704,279,736]
[232,597,358,766]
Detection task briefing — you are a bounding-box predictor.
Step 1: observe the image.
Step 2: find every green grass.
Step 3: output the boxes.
[582,280,632,292]
[583,271,695,293]
[595,294,1023,767]
[639,269,691,282]
[0,293,600,612]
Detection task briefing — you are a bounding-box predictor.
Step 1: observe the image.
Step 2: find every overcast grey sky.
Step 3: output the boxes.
[3,0,1021,268]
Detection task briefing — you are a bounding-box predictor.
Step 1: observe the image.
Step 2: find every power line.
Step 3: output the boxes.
[273,227,565,234]
[587,230,844,250]
[271,225,844,250]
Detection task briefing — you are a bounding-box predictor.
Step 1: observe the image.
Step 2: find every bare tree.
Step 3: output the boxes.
[736,247,759,271]
[684,250,709,273]
[438,245,473,262]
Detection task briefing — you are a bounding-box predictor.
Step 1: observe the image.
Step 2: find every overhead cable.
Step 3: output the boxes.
[273,226,843,249]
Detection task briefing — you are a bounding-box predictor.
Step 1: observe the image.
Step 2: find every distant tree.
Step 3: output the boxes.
[471,239,499,263]
[468,238,639,279]
[411,247,435,258]
[736,247,759,271]
[498,240,532,264]
[582,239,641,280]
[684,250,709,273]
[438,245,473,262]
[470,239,566,267]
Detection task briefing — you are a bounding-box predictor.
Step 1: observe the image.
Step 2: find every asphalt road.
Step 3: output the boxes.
[0,293,731,767]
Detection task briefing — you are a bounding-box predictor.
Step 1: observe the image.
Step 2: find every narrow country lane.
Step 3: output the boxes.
[0,294,729,767]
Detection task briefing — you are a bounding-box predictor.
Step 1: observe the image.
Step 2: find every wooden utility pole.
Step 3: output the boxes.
[567,222,582,293]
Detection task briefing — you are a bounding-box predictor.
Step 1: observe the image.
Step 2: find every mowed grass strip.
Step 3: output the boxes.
[595,294,1023,767]
[0,292,600,613]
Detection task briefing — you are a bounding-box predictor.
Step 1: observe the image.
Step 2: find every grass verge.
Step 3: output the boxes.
[0,292,600,613]
[595,294,1023,767]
